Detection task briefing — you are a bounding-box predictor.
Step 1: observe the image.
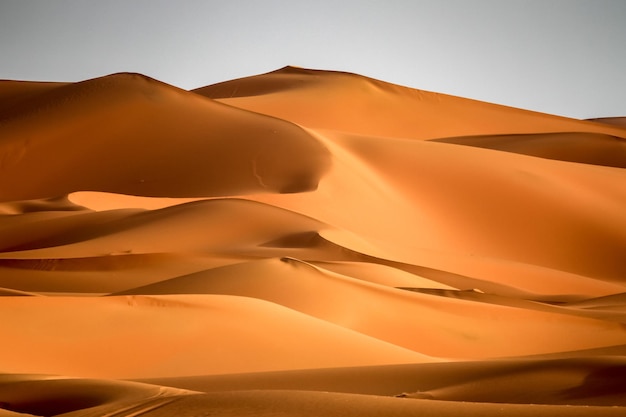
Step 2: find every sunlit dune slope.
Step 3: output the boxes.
[115,257,626,358]
[0,295,428,378]
[195,66,626,139]
[0,199,322,257]
[248,129,626,294]
[0,199,325,293]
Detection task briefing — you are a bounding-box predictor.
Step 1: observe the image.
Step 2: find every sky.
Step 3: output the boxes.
[0,0,624,119]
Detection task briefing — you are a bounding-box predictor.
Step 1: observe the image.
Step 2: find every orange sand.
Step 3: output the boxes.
[1,67,625,416]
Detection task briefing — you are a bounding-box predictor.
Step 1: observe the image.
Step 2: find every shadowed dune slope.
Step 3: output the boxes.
[0,374,193,416]
[4,373,626,417]
[1,67,626,415]
[588,116,626,128]
[0,74,330,201]
[431,132,626,168]
[0,80,68,116]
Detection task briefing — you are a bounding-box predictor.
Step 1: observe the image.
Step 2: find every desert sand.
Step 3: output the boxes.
[1,66,625,416]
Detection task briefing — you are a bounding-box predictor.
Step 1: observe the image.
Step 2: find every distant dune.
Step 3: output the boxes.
[588,116,626,128]
[1,67,625,416]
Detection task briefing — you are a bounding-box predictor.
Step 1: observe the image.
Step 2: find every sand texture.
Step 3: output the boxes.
[1,66,626,416]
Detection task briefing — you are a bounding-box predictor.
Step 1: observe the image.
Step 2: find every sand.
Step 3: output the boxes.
[1,66,625,416]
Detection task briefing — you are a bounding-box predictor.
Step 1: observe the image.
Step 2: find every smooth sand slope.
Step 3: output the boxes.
[0,73,330,201]
[1,67,625,416]
[196,66,626,140]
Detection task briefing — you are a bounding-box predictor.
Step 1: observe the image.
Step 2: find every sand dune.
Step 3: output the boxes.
[1,67,625,415]
[0,374,192,416]
[0,369,623,417]
[0,295,428,378]
[0,73,330,201]
[196,66,626,140]
[588,116,626,128]
[248,129,626,295]
[142,357,626,405]
[113,258,626,359]
[0,80,68,118]
[432,132,626,168]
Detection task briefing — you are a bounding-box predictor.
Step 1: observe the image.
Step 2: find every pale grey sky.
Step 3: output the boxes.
[0,0,624,119]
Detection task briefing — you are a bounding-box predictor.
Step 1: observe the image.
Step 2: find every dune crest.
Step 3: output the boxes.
[1,67,625,415]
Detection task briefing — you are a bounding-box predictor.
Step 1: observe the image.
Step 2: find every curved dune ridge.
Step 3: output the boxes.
[1,67,626,416]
